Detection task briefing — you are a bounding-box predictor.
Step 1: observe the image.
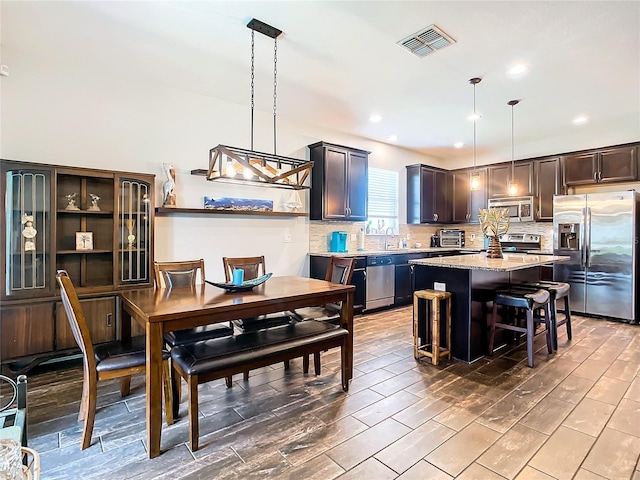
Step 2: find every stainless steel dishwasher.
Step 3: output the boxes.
[366,255,395,310]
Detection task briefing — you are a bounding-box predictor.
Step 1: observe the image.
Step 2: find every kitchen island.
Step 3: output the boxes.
[410,253,569,363]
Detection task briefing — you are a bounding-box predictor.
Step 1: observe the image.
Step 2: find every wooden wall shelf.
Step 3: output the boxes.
[155,207,307,218]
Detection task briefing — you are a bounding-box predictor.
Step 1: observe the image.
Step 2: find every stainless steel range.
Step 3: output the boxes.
[499,233,542,253]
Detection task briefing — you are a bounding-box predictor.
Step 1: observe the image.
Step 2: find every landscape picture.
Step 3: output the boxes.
[203,196,273,212]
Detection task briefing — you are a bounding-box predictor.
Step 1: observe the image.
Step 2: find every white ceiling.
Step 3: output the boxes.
[3,1,640,167]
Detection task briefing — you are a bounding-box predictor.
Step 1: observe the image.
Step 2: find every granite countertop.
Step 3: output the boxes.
[409,253,569,272]
[310,247,468,257]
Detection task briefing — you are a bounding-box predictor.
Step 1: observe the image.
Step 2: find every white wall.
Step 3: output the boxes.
[0,25,438,280]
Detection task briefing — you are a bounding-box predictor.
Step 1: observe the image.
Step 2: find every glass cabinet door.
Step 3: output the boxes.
[3,165,53,298]
[118,176,152,286]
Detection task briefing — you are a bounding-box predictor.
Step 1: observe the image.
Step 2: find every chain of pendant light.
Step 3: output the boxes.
[273,38,278,156]
[250,29,255,151]
[249,30,279,157]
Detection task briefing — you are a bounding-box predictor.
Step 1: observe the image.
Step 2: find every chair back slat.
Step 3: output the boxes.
[55,270,97,372]
[222,256,266,282]
[154,260,205,288]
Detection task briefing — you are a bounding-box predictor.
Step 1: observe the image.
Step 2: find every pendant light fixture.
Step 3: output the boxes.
[507,99,520,196]
[469,77,482,191]
[193,18,313,190]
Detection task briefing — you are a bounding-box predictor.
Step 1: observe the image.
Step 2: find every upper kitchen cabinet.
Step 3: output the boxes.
[562,144,638,186]
[308,142,369,221]
[535,157,561,221]
[406,164,452,224]
[451,168,487,223]
[487,161,535,198]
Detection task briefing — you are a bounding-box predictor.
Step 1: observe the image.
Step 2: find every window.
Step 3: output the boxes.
[367,167,398,234]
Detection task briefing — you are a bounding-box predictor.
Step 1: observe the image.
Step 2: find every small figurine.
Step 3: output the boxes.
[162,163,177,208]
[21,213,37,251]
[88,193,101,211]
[65,193,80,210]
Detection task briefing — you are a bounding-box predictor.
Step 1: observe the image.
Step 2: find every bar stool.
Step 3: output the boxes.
[413,289,452,366]
[489,287,553,367]
[520,281,572,351]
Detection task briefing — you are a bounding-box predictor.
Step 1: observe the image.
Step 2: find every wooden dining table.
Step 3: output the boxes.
[119,275,355,458]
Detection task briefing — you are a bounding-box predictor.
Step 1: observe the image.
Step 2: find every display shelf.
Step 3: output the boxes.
[57,249,113,255]
[57,210,114,215]
[155,207,307,217]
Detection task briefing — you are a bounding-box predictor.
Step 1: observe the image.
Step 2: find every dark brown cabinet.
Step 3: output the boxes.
[488,161,535,198]
[451,168,487,223]
[1,159,154,368]
[56,296,117,350]
[0,304,55,359]
[309,142,369,221]
[563,145,638,186]
[535,157,561,221]
[406,165,451,224]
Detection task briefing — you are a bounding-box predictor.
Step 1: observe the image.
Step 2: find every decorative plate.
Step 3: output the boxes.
[205,273,272,292]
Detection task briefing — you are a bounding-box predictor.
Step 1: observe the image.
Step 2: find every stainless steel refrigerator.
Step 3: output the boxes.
[553,191,639,322]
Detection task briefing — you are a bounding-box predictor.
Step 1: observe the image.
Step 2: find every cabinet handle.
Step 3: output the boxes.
[106,313,112,327]
[433,213,438,221]
[598,171,602,182]
[593,171,598,182]
[466,213,471,221]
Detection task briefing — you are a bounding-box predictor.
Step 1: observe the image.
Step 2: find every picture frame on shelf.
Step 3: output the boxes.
[75,232,94,251]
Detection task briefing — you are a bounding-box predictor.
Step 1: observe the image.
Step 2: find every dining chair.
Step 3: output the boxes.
[55,270,174,450]
[154,259,234,346]
[222,256,295,333]
[154,259,235,391]
[222,256,296,381]
[289,256,356,374]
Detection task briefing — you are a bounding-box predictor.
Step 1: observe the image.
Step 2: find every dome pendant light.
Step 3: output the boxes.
[507,99,520,196]
[469,77,482,192]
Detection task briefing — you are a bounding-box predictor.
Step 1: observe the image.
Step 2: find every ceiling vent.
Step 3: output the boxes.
[397,25,456,58]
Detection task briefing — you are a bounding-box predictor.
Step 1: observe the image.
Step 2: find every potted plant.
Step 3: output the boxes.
[478,207,510,258]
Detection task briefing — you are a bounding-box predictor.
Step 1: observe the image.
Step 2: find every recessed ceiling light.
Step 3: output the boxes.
[572,115,589,125]
[369,115,382,123]
[388,134,398,142]
[467,113,481,121]
[454,142,464,149]
[508,63,529,76]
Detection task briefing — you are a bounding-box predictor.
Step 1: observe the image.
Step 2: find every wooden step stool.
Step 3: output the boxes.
[413,289,452,365]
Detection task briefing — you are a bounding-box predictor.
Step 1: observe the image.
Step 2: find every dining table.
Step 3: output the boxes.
[119,275,355,459]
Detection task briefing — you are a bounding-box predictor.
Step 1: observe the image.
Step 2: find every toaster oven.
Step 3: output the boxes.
[439,229,465,248]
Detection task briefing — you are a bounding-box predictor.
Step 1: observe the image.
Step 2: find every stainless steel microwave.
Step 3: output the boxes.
[487,195,536,222]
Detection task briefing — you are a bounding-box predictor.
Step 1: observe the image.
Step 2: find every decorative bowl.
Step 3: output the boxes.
[205,273,272,292]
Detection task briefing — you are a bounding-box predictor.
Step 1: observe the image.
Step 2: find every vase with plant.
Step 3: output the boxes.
[478,207,510,258]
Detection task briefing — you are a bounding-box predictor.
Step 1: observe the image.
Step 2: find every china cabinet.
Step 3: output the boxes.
[1,159,154,371]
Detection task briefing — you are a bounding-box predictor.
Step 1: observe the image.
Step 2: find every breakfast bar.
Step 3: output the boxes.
[410,253,569,363]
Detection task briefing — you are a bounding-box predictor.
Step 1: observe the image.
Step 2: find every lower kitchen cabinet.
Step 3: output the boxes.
[0,303,55,360]
[394,263,414,306]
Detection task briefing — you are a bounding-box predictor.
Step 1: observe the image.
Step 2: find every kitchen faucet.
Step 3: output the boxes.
[384,227,394,250]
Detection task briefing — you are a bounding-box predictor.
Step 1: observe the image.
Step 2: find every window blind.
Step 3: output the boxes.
[367,167,398,220]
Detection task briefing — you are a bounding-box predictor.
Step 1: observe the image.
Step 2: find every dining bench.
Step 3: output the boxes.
[170,320,349,451]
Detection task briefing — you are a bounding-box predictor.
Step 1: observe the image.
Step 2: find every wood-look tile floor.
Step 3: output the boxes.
[23,306,640,479]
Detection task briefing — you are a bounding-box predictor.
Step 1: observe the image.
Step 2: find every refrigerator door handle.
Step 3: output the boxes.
[580,207,587,268]
[586,207,592,267]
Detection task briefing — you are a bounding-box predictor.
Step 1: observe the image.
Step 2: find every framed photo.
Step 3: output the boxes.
[76,232,94,251]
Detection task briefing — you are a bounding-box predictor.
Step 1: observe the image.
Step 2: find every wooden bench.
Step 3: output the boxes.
[170,320,349,451]
[0,375,28,448]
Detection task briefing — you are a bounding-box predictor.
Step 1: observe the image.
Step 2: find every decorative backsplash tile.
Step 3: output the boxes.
[309,221,554,253]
